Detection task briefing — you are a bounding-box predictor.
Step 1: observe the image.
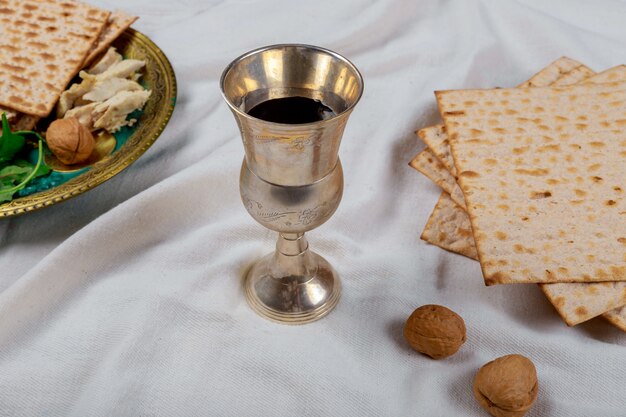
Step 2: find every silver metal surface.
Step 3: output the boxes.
[240,159,343,234]
[221,44,363,186]
[221,44,363,324]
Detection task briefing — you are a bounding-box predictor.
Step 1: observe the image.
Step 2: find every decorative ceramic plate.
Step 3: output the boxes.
[0,29,177,217]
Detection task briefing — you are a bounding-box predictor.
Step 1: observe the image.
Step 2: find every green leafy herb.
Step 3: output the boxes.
[0,113,26,164]
[0,113,50,203]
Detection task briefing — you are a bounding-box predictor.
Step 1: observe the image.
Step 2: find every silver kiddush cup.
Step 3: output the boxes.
[220,44,363,324]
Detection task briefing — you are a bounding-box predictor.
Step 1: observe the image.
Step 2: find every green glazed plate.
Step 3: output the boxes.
[0,28,177,217]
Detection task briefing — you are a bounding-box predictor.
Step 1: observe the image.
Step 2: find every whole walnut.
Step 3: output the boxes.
[403,304,466,359]
[473,354,538,417]
[46,118,95,165]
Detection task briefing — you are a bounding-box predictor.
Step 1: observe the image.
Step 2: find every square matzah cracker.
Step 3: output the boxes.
[0,0,110,117]
[417,57,589,176]
[437,81,626,284]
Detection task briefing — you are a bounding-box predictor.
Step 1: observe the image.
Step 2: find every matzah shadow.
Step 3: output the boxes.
[490,284,564,332]
[575,317,626,344]
[434,253,450,291]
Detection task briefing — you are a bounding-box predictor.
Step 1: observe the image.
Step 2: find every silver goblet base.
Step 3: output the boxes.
[244,233,341,324]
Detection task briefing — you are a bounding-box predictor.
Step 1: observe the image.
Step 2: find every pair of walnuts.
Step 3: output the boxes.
[403,305,538,417]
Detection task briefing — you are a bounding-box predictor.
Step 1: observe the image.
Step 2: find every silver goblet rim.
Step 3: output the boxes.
[219,43,364,127]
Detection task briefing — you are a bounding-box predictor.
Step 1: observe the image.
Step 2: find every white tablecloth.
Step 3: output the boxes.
[1,0,625,415]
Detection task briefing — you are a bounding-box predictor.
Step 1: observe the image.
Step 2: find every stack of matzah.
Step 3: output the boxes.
[0,0,137,130]
[410,57,626,332]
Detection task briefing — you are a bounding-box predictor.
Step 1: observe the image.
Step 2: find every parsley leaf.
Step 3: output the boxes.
[0,113,50,202]
[0,113,26,163]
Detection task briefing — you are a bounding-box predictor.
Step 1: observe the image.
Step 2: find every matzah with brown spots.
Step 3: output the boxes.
[415,66,626,328]
[517,56,588,88]
[84,10,138,67]
[409,149,466,209]
[604,305,626,331]
[550,65,596,87]
[417,58,596,262]
[0,0,110,117]
[417,124,457,176]
[437,81,626,284]
[417,57,589,177]
[420,192,477,260]
[423,193,626,326]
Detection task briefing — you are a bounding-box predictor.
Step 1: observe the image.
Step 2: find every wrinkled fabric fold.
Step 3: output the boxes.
[0,0,624,416]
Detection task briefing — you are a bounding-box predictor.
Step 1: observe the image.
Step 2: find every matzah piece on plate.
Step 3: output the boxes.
[0,107,17,120]
[84,10,138,67]
[0,0,110,117]
[437,81,626,284]
[417,58,590,176]
[0,107,38,130]
[12,114,39,131]
[409,149,466,209]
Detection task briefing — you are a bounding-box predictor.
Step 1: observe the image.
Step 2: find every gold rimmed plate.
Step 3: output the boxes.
[0,28,177,217]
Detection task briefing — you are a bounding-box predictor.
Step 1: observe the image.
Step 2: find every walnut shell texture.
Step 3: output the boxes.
[46,117,95,165]
[473,354,538,417]
[403,304,466,359]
